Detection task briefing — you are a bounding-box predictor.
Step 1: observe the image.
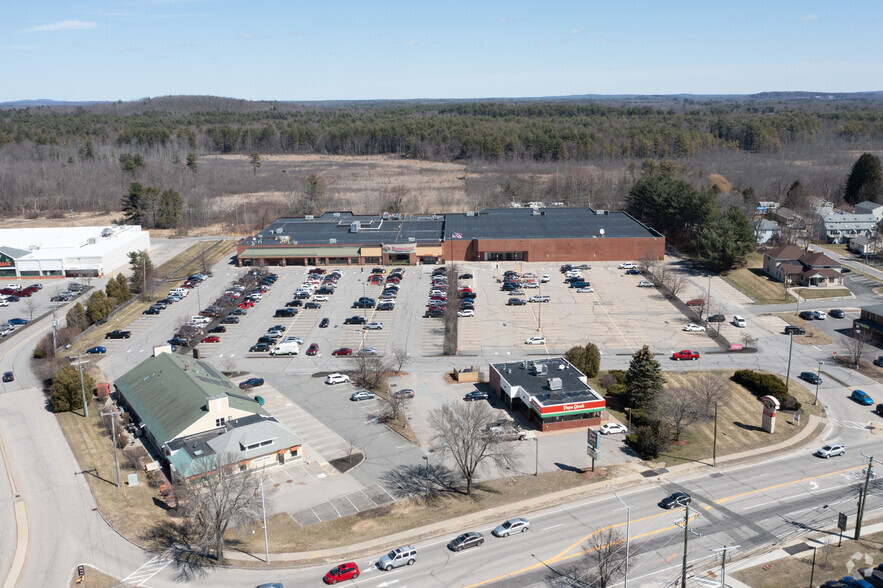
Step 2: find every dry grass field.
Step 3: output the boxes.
[722,253,792,305]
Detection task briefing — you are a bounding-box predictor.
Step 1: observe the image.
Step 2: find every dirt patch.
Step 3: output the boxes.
[793,287,852,299]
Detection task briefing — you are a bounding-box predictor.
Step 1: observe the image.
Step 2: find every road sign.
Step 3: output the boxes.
[587,447,599,460]
[78,565,85,577]
[587,428,599,449]
[838,512,848,531]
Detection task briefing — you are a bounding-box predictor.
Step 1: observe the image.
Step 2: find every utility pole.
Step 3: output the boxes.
[609,487,632,588]
[712,403,718,468]
[814,361,824,406]
[100,409,123,491]
[76,355,89,418]
[677,497,701,588]
[784,332,794,393]
[260,468,269,563]
[855,453,881,540]
[711,544,740,588]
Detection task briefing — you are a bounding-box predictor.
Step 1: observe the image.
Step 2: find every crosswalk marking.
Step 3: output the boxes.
[121,555,172,586]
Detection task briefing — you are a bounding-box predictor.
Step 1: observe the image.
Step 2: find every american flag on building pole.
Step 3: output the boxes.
[451,231,463,239]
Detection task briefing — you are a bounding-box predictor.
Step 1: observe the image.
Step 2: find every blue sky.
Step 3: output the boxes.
[3,0,882,102]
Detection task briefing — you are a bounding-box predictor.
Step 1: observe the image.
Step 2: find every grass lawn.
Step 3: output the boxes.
[816,243,850,255]
[229,468,616,555]
[68,566,120,588]
[722,253,792,305]
[772,313,835,346]
[793,287,851,299]
[731,529,883,588]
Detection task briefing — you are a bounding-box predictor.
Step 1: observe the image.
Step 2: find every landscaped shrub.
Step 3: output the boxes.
[731,369,801,411]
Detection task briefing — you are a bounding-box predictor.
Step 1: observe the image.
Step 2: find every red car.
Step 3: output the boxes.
[324,562,360,584]
[685,299,705,307]
[201,335,220,343]
[386,276,401,284]
[332,347,353,356]
[672,349,700,361]
[306,343,319,356]
[238,301,254,309]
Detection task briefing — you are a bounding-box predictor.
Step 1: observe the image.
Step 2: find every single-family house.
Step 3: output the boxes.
[114,350,302,477]
[755,219,781,244]
[762,246,844,287]
[848,234,872,256]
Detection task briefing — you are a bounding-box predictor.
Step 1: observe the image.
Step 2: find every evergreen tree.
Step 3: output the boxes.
[119,153,145,175]
[50,365,93,412]
[114,274,132,302]
[844,153,883,204]
[78,138,95,161]
[121,182,147,225]
[128,250,155,295]
[697,206,755,272]
[156,189,183,228]
[624,345,665,410]
[186,152,198,173]
[249,151,262,175]
[86,290,113,324]
[105,275,121,301]
[65,302,90,330]
[564,342,601,378]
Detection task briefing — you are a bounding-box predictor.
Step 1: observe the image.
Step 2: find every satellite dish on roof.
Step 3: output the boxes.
[599,228,605,237]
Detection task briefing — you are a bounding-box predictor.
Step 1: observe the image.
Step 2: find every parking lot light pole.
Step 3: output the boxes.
[534,437,539,476]
[814,361,823,405]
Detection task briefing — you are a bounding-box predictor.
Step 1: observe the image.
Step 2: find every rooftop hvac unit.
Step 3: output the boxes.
[350,221,361,233]
[548,377,563,391]
[333,212,341,218]
[28,244,40,250]
[408,237,415,242]
[279,236,290,244]
[529,362,547,375]
[521,360,529,370]
[466,212,476,217]
[101,228,113,237]
[329,238,337,244]
[596,210,609,215]
[305,215,314,220]
[87,238,97,244]
[531,209,540,216]
[557,363,566,371]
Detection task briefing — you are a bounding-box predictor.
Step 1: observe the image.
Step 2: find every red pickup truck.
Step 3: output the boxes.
[672,349,700,361]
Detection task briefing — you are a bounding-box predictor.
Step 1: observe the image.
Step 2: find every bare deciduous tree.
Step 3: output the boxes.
[842,328,872,368]
[23,297,39,320]
[349,355,392,389]
[379,392,410,422]
[662,271,687,299]
[392,347,412,374]
[583,527,632,588]
[654,387,701,442]
[689,372,730,419]
[428,402,518,495]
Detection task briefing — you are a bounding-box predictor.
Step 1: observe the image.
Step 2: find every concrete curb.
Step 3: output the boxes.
[224,415,826,566]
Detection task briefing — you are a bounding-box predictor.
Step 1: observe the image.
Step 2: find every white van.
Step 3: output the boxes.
[733,315,747,328]
[170,288,189,297]
[270,341,299,356]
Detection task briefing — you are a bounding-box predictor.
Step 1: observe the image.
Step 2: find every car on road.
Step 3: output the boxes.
[324,562,360,584]
[799,371,822,385]
[332,347,353,357]
[357,347,378,356]
[682,324,706,332]
[830,309,845,319]
[464,390,489,402]
[142,308,161,315]
[5,318,27,326]
[576,286,595,293]
[363,321,384,330]
[317,317,330,329]
[507,298,527,306]
[458,309,475,317]
[201,335,220,343]
[637,280,655,288]
[378,545,417,571]
[659,492,691,509]
[618,262,637,269]
[816,443,845,458]
[448,531,484,552]
[325,373,350,385]
[525,336,546,345]
[784,325,805,335]
[249,342,271,352]
[672,349,700,361]
[492,517,530,537]
[799,310,816,320]
[599,423,627,435]
[851,389,874,405]
[86,346,107,354]
[208,326,226,334]
[350,389,375,402]
[105,329,130,339]
[732,315,747,327]
[707,314,725,323]
[1,371,13,383]
[239,377,264,389]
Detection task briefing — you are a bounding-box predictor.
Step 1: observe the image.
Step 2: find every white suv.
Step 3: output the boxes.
[379,545,417,571]
[324,373,350,385]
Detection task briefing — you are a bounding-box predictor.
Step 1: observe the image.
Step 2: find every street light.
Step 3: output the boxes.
[625,407,632,434]
[608,487,632,588]
[534,437,539,476]
[814,361,823,406]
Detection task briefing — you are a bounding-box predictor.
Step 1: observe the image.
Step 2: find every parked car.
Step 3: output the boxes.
[319,317,330,328]
[830,309,846,319]
[492,517,530,537]
[464,390,489,401]
[325,373,350,385]
[799,310,816,320]
[659,492,691,509]
[249,342,271,352]
[508,298,527,306]
[1,371,13,383]
[284,300,303,307]
[363,321,384,330]
[220,316,240,324]
[851,389,874,405]
[275,308,297,317]
[672,349,700,361]
[784,325,805,335]
[424,309,445,318]
[618,262,637,269]
[201,335,220,343]
[304,302,322,309]
[350,390,375,402]
[378,545,417,571]
[524,336,546,345]
[732,315,747,327]
[458,309,475,317]
[686,298,705,307]
[86,346,107,354]
[344,316,367,325]
[377,302,396,311]
[239,377,264,389]
[682,324,706,332]
[707,314,725,323]
[332,348,353,357]
[143,308,161,315]
[208,326,226,334]
[625,268,642,275]
[448,531,484,552]
[305,343,319,356]
[393,388,415,399]
[230,308,247,316]
[813,310,827,320]
[637,280,655,288]
[576,286,595,293]
[357,347,378,356]
[599,423,627,435]
[799,371,822,385]
[105,329,130,339]
[816,443,845,458]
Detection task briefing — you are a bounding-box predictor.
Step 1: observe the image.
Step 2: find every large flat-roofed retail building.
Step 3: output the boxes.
[489,358,607,431]
[0,225,150,279]
[236,207,663,266]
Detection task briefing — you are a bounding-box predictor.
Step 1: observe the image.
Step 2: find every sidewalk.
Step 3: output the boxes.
[225,415,825,565]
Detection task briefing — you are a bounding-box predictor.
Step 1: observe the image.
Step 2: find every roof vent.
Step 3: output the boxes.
[86,238,97,244]
[596,210,608,215]
[531,209,540,216]
[466,212,476,217]
[275,228,284,234]
[557,363,566,371]
[329,238,337,244]
[521,360,529,370]
[548,377,563,391]
[529,362,547,375]
[333,212,341,218]
[350,221,360,233]
[408,237,415,242]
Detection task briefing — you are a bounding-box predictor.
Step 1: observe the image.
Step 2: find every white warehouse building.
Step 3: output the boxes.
[0,225,150,279]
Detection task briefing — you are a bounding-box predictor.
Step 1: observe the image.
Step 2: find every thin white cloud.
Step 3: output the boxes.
[800,14,819,21]
[291,30,310,37]
[404,40,418,45]
[239,31,269,40]
[595,37,609,44]
[26,20,97,32]
[569,29,582,35]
